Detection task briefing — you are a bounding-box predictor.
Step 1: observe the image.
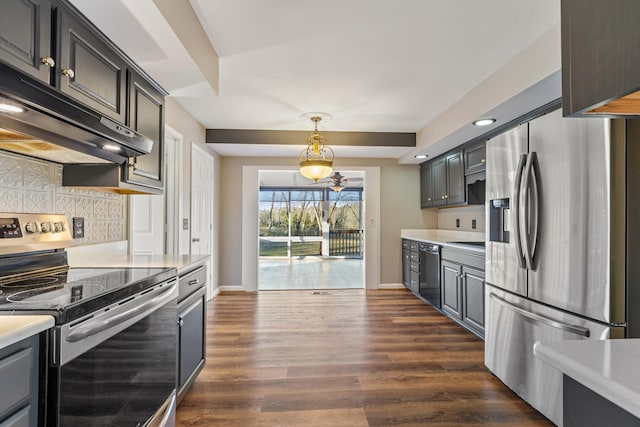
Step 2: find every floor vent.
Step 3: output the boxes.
[312,291,330,295]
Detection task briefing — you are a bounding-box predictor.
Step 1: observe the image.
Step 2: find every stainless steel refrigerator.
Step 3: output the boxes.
[484,108,633,425]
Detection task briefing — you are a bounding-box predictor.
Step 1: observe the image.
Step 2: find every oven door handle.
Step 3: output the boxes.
[65,283,176,343]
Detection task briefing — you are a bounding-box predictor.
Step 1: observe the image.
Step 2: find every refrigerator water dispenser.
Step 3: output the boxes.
[489,198,510,243]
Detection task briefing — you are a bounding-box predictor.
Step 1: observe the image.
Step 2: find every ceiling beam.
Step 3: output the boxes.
[206,129,415,147]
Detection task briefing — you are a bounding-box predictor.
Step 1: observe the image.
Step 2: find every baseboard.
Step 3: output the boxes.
[209,287,221,300]
[219,285,245,292]
[377,283,406,289]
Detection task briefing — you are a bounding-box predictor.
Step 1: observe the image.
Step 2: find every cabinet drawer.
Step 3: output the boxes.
[410,261,420,273]
[409,252,419,263]
[402,240,410,250]
[178,265,207,301]
[0,347,32,417]
[409,241,419,251]
[409,271,419,294]
[0,405,31,427]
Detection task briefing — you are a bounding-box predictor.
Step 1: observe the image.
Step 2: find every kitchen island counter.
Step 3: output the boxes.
[534,339,640,420]
[0,315,54,350]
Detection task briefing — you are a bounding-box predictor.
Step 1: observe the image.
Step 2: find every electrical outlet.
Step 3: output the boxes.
[456,218,460,228]
[472,219,477,229]
[72,217,84,238]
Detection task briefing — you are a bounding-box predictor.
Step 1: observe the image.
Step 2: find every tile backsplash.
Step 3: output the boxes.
[0,152,126,242]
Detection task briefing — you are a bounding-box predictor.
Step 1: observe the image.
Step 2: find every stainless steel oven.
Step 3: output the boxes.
[0,213,178,427]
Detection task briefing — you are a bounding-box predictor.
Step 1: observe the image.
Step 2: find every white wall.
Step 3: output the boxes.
[436,205,485,232]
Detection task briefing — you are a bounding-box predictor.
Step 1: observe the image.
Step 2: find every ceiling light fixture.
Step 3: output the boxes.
[102,144,122,151]
[414,154,428,159]
[299,115,334,182]
[473,118,496,126]
[0,103,25,113]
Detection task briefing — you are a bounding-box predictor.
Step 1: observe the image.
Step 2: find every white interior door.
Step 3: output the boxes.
[129,194,164,255]
[191,143,214,297]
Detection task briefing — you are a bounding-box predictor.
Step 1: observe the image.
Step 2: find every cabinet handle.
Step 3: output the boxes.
[62,68,75,78]
[41,57,55,68]
[192,237,200,242]
[481,158,486,163]
[444,195,448,199]
[427,198,431,201]
[188,278,200,286]
[177,319,184,327]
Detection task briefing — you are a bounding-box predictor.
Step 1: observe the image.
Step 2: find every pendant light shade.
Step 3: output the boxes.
[299,115,334,182]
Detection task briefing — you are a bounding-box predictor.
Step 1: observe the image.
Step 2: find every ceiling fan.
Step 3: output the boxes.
[309,172,363,192]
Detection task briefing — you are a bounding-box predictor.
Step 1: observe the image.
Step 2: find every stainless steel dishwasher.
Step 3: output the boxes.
[419,243,441,308]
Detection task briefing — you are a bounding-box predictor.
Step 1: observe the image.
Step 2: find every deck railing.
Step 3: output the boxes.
[329,229,363,257]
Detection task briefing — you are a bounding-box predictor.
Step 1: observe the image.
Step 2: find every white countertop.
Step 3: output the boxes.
[401,229,486,252]
[0,315,54,350]
[534,339,640,419]
[69,254,210,274]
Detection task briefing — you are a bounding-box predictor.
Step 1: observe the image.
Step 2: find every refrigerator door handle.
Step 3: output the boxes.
[513,154,527,269]
[489,293,591,337]
[522,152,539,270]
[528,152,540,269]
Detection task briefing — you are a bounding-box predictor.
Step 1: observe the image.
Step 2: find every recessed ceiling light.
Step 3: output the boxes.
[473,118,496,126]
[103,144,121,151]
[0,103,25,113]
[414,154,428,159]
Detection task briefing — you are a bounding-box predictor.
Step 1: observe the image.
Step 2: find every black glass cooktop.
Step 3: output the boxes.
[0,267,177,323]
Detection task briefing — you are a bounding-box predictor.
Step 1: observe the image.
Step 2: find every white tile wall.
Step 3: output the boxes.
[0,152,126,243]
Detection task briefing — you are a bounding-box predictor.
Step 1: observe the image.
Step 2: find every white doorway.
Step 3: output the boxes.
[191,143,214,299]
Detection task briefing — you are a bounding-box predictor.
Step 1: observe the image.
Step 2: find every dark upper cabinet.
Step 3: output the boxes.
[123,71,164,192]
[464,141,486,175]
[0,0,53,83]
[420,162,433,208]
[431,157,447,207]
[56,2,127,123]
[445,149,465,205]
[561,0,640,116]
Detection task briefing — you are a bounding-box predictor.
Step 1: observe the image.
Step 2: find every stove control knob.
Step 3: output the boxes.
[41,222,52,233]
[25,222,38,233]
[54,222,65,232]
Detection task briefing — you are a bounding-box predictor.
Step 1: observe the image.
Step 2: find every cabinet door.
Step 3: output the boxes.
[446,150,465,205]
[402,248,410,288]
[123,71,164,192]
[462,265,485,337]
[178,292,205,389]
[0,0,52,83]
[441,260,462,319]
[420,162,433,208]
[56,4,127,123]
[432,157,447,206]
[464,141,486,175]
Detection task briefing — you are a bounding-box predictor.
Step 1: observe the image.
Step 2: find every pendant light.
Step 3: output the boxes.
[299,115,334,182]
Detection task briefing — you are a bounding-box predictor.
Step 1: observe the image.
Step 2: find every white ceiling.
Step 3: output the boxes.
[70,0,560,159]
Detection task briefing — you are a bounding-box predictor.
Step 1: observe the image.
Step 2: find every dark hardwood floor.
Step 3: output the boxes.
[176,289,551,426]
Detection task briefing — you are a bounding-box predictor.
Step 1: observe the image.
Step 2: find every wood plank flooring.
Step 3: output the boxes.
[176,289,551,426]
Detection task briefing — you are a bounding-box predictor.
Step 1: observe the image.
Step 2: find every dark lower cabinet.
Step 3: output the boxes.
[0,0,52,83]
[0,334,41,427]
[441,260,462,319]
[402,242,411,288]
[177,265,207,404]
[563,375,640,426]
[441,247,485,338]
[55,1,127,123]
[461,265,485,337]
[401,239,420,295]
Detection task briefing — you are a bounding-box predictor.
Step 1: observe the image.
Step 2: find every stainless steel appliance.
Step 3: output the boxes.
[484,107,635,425]
[418,243,441,308]
[0,213,178,426]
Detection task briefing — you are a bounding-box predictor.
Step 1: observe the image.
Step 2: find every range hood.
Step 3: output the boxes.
[0,61,152,164]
